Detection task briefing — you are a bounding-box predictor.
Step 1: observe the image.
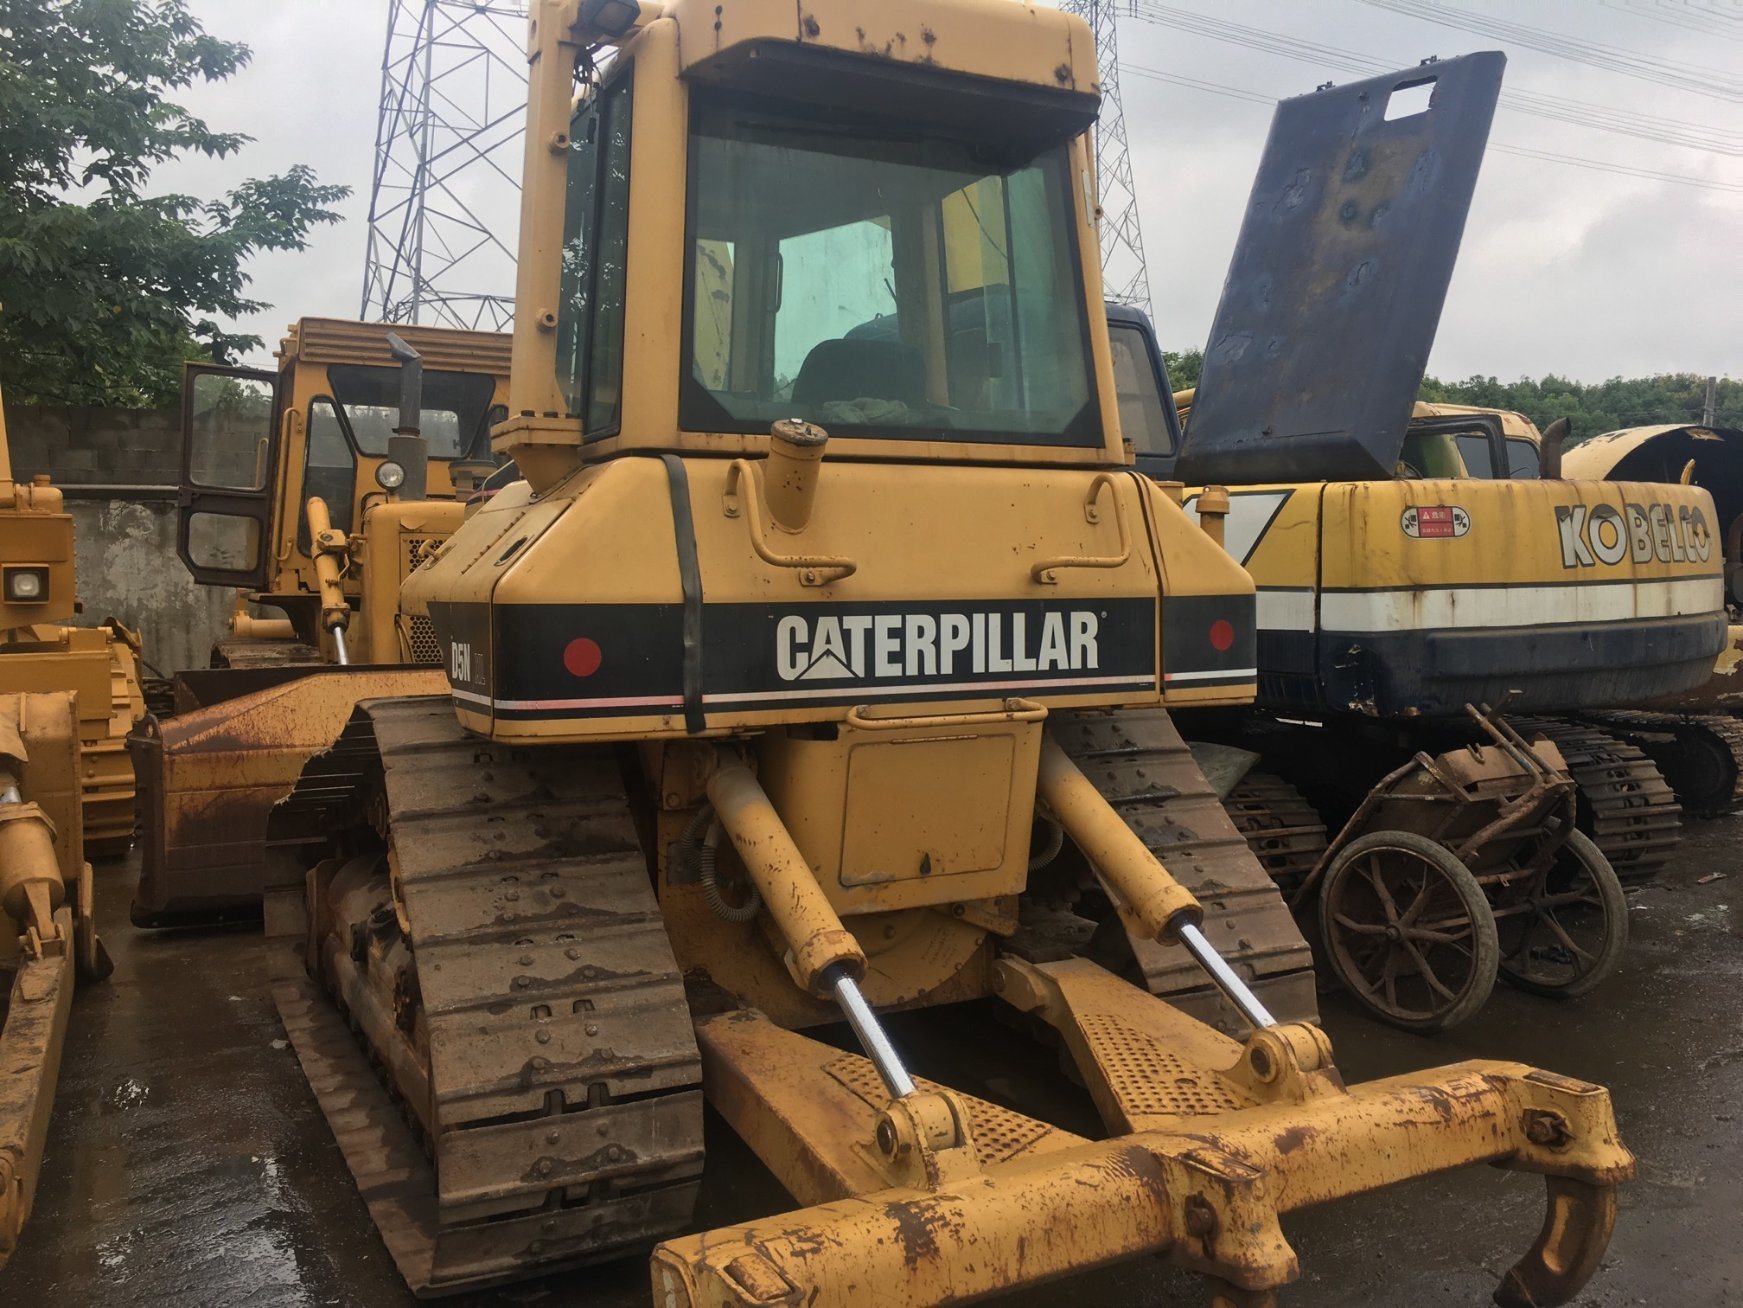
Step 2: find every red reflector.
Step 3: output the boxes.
[1209,619,1235,652]
[563,637,603,677]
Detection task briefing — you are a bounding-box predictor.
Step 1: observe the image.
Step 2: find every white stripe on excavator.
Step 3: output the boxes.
[1315,576,1724,634]
[1257,588,1317,633]
[451,673,1165,713]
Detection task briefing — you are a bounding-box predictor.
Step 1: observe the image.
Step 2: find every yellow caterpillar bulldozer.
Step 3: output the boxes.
[129,318,510,925]
[0,380,114,1267]
[0,395,146,861]
[1115,53,1723,888]
[262,6,1634,1303]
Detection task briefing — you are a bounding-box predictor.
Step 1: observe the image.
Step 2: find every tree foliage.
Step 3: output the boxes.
[1160,337,1739,443]
[1417,371,1743,444]
[0,0,348,406]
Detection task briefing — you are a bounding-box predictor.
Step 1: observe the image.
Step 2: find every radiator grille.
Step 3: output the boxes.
[402,535,444,576]
[407,614,442,665]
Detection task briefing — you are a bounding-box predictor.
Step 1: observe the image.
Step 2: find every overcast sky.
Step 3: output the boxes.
[168,0,1742,383]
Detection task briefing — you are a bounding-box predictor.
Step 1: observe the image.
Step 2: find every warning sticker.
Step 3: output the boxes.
[1401,505,1470,539]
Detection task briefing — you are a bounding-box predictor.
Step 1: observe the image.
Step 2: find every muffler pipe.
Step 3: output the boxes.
[385,333,429,502]
[764,418,827,533]
[1037,735,1276,1031]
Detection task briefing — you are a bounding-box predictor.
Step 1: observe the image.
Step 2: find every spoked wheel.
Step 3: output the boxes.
[1496,829,1628,998]
[1318,830,1499,1032]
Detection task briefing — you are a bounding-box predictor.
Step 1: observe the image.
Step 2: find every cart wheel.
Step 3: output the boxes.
[1497,829,1628,998]
[1317,830,1499,1032]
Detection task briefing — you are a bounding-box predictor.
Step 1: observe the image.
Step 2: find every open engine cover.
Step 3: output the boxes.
[1177,51,1504,485]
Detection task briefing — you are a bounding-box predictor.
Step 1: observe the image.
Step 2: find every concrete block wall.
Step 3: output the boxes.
[3,404,233,675]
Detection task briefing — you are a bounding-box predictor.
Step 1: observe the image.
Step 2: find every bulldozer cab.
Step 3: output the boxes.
[497,3,1120,475]
[177,318,511,598]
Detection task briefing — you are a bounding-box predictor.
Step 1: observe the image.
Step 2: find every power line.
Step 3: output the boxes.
[1119,59,1743,193]
[1128,1,1743,154]
[1354,0,1743,102]
[1600,0,1743,42]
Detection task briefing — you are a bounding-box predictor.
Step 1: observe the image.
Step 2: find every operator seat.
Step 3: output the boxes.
[792,338,924,408]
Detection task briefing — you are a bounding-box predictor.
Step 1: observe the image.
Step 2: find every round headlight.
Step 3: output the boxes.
[8,572,42,600]
[375,460,407,491]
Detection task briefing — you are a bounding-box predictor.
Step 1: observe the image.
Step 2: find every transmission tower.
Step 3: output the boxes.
[1062,1,1152,314]
[360,0,530,331]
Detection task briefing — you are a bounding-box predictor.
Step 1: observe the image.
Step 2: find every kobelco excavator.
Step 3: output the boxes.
[129,319,509,925]
[1124,53,1723,887]
[0,377,114,1267]
[266,5,1633,1304]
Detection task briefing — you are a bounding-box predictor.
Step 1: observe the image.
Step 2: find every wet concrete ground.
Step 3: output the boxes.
[9,822,1741,1306]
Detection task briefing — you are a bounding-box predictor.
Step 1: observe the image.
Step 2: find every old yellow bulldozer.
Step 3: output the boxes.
[129,318,509,925]
[0,380,114,1267]
[0,397,146,862]
[263,5,1633,1304]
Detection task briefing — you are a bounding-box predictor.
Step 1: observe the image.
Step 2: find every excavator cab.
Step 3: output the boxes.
[263,5,1634,1305]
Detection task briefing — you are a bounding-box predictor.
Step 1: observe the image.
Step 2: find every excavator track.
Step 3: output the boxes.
[1223,770,1329,895]
[1048,709,1319,1029]
[1512,716,1681,885]
[1578,709,1743,821]
[272,697,703,1295]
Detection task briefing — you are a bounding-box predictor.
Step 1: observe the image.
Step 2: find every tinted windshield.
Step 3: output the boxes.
[326,364,497,459]
[681,93,1098,445]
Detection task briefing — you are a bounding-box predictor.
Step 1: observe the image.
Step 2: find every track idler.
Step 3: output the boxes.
[672,736,1633,1307]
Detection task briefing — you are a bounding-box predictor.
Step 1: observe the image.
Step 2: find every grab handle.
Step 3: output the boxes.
[845,698,1047,732]
[723,460,856,586]
[1031,472,1132,583]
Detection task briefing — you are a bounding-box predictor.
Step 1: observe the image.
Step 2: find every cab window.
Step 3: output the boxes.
[1108,322,1175,457]
[325,365,497,460]
[299,397,356,553]
[679,90,1098,445]
[555,70,634,435]
[1505,437,1539,479]
[1454,433,1496,479]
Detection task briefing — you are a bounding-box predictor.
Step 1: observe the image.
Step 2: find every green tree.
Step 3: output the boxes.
[1162,346,1203,392]
[1417,371,1742,443]
[0,0,348,407]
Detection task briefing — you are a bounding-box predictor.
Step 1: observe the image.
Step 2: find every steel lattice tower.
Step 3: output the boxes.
[360,0,530,331]
[1061,1,1152,314]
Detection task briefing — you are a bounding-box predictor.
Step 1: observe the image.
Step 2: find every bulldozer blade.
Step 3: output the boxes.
[0,908,75,1269]
[661,988,1632,1307]
[130,666,447,925]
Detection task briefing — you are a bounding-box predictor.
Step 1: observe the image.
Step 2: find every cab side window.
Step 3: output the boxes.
[1505,437,1539,479]
[1454,433,1496,479]
[298,397,356,554]
[1108,323,1176,458]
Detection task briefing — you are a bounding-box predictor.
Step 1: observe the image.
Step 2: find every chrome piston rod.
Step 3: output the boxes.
[1176,919,1277,1030]
[831,969,917,1100]
[331,627,350,666]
